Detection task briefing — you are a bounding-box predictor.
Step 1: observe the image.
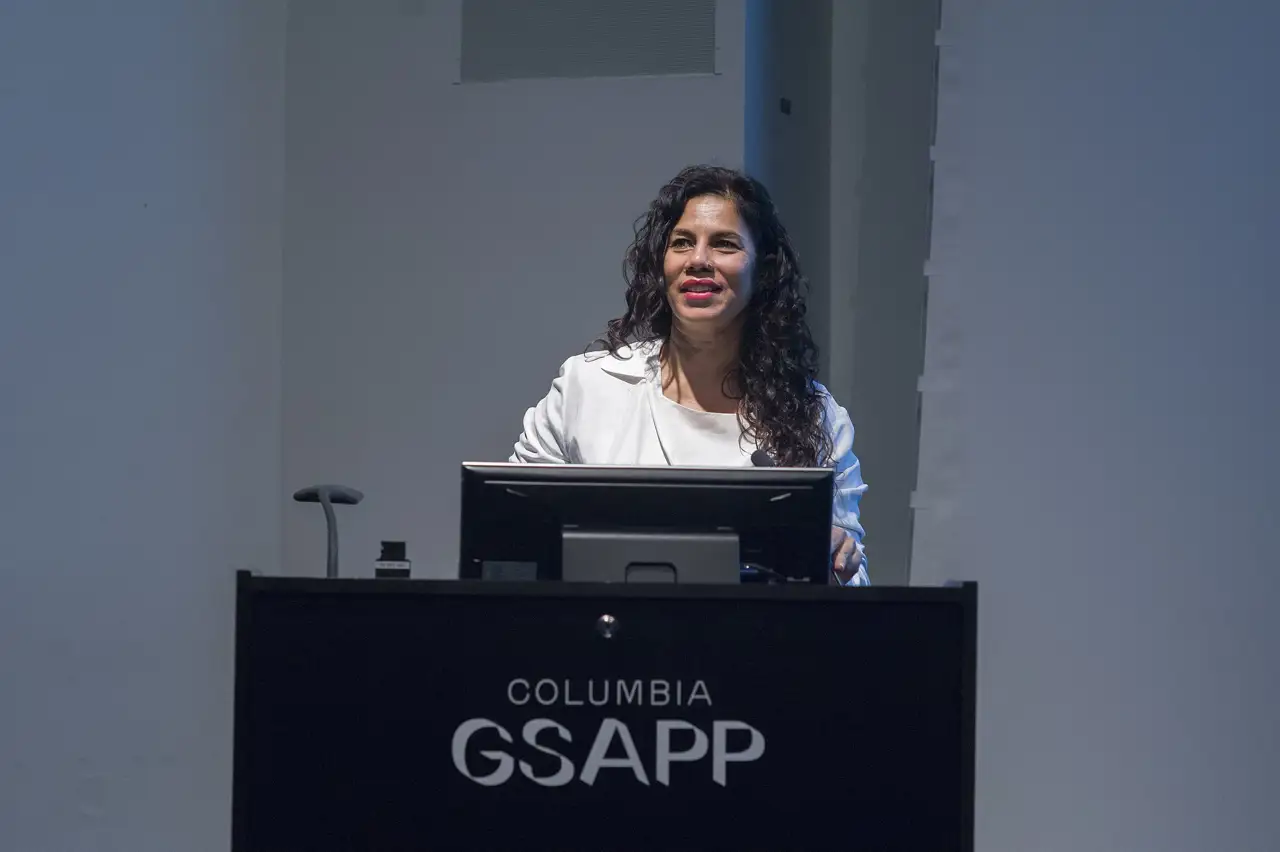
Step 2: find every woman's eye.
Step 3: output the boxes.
[670,238,692,248]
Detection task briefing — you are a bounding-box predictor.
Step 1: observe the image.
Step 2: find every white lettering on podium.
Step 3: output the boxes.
[504,679,713,708]
[451,719,514,786]
[534,679,558,705]
[518,719,575,786]
[617,679,641,705]
[452,718,764,787]
[580,719,649,786]
[713,721,766,786]
[655,720,709,786]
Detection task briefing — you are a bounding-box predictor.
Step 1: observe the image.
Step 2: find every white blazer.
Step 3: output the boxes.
[509,340,870,583]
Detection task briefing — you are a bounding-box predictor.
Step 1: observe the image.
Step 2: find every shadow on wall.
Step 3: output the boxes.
[842,0,940,587]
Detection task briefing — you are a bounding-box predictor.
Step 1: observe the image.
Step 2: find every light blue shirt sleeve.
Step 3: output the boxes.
[821,386,870,586]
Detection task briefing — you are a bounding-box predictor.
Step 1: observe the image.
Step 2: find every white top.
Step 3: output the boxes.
[647,379,755,467]
[508,340,869,585]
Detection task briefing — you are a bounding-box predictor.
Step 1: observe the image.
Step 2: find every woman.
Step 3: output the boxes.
[510,165,869,585]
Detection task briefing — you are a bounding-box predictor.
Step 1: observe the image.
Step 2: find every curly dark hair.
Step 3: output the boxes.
[600,164,832,467]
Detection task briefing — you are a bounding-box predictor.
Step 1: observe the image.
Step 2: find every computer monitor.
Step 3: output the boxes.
[459,462,835,584]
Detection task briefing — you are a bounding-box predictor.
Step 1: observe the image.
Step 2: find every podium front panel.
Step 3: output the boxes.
[233,576,975,852]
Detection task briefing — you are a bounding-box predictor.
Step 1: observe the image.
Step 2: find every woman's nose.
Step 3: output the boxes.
[687,242,713,269]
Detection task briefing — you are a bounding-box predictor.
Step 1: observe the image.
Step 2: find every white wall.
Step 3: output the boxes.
[823,0,869,419]
[282,1,748,577]
[916,1,1280,849]
[0,3,286,850]
[829,1,938,586]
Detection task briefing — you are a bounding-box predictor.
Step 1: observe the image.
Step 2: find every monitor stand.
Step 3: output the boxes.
[560,527,741,584]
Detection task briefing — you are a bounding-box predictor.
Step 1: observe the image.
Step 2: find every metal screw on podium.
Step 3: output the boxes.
[595,614,620,639]
[292,484,364,579]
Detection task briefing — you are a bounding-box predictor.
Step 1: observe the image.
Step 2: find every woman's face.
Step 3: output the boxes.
[663,194,757,337]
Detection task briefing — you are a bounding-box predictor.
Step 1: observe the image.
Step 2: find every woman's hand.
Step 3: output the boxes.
[830,526,861,584]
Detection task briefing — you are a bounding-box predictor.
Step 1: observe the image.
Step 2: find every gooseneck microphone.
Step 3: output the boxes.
[293,484,364,579]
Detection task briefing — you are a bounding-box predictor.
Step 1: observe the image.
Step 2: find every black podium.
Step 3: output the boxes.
[232,572,976,851]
